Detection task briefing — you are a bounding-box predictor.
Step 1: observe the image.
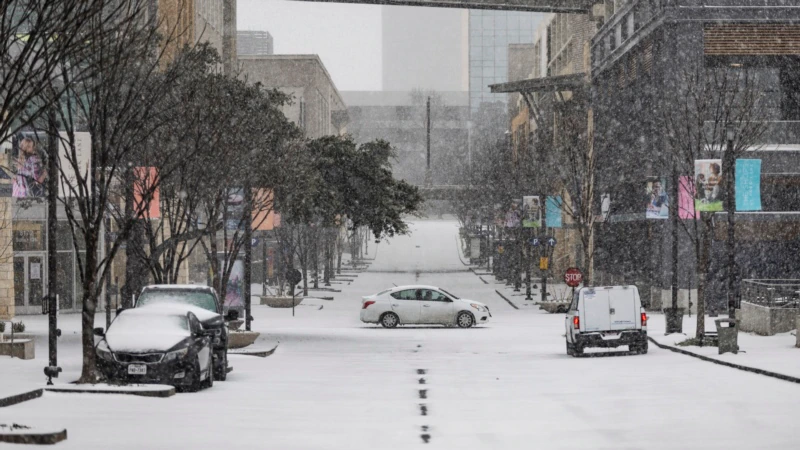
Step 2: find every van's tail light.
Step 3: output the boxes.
[363,301,375,309]
[641,312,648,326]
[573,316,580,330]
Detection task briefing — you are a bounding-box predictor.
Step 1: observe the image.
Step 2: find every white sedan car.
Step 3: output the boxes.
[360,285,491,328]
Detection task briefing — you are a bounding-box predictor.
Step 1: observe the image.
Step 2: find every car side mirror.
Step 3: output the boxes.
[225,310,239,321]
[93,327,105,337]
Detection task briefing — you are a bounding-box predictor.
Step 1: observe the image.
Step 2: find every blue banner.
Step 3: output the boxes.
[546,196,562,228]
[735,159,761,212]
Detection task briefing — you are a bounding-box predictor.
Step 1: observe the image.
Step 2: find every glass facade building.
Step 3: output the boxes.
[469,11,540,113]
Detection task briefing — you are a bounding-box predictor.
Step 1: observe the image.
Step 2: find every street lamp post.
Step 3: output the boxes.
[725,123,737,318]
[44,109,61,384]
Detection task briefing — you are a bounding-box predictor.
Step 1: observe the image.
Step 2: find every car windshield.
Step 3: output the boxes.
[137,290,217,312]
[439,288,459,300]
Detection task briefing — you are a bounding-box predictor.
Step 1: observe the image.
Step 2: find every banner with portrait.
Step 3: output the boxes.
[223,259,244,309]
[9,131,49,198]
[521,196,541,228]
[645,177,669,219]
[505,199,522,228]
[694,159,723,212]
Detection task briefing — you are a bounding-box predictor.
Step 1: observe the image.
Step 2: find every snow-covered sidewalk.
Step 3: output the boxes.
[648,313,800,380]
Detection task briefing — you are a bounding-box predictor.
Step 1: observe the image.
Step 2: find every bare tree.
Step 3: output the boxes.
[0,1,124,143]
[663,66,766,340]
[47,0,205,383]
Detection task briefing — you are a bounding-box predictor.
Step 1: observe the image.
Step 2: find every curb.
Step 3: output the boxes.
[45,385,175,398]
[229,344,278,358]
[648,337,800,385]
[494,290,519,310]
[0,427,67,445]
[0,389,43,408]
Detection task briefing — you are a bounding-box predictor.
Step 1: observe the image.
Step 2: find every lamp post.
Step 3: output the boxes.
[44,109,61,384]
[724,123,737,318]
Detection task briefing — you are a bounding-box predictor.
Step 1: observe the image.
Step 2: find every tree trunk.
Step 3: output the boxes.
[696,217,711,340]
[78,240,100,383]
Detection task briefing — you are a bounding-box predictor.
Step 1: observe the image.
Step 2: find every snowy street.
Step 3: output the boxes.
[2,220,800,449]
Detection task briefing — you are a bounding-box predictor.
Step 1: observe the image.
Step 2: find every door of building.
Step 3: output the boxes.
[13,253,46,315]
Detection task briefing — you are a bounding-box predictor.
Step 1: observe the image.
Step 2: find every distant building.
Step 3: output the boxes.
[342,91,469,185]
[381,7,469,92]
[237,30,274,56]
[239,55,348,138]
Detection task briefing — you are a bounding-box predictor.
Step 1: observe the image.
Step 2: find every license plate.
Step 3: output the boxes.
[128,364,147,375]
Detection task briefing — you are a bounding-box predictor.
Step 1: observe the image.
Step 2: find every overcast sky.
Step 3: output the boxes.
[238,0,383,91]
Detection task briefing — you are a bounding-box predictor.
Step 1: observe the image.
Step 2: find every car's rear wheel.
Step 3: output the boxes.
[632,341,648,354]
[214,350,228,381]
[380,312,399,328]
[202,359,214,389]
[456,311,474,328]
[566,340,574,356]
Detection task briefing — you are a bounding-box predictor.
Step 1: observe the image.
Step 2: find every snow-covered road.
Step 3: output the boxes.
[2,220,800,449]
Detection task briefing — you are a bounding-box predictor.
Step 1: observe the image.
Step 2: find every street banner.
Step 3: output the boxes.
[546,196,562,228]
[645,177,669,219]
[223,259,245,309]
[505,199,522,228]
[133,167,160,219]
[9,131,48,198]
[521,196,541,228]
[694,159,723,212]
[736,159,761,211]
[678,176,698,219]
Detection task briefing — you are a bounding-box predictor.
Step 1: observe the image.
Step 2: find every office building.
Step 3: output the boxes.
[237,30,274,56]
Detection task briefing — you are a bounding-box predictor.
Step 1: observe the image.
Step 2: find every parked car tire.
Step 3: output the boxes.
[214,350,227,381]
[632,341,649,354]
[380,312,399,328]
[202,360,214,390]
[188,358,204,392]
[456,311,474,328]
[566,341,574,356]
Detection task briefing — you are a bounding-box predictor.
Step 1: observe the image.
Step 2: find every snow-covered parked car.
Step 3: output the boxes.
[94,308,215,391]
[565,285,648,356]
[131,285,237,381]
[360,285,491,328]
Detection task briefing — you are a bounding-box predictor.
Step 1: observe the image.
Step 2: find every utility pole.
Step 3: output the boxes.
[426,96,431,186]
[725,124,737,318]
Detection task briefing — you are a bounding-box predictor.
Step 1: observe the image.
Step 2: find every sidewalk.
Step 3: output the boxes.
[647,313,800,380]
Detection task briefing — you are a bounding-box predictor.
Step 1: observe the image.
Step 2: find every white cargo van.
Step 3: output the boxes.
[565,285,648,356]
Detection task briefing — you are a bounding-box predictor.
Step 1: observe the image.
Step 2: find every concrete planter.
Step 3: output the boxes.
[796,315,800,348]
[0,339,34,359]
[260,296,303,308]
[739,301,798,336]
[539,302,569,314]
[227,331,260,349]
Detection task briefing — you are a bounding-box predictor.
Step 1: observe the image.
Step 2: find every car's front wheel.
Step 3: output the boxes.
[380,312,399,328]
[456,311,474,328]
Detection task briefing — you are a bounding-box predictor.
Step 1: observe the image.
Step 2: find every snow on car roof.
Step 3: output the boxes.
[142,284,213,291]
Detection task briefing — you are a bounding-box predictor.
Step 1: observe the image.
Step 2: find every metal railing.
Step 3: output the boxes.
[741,279,800,309]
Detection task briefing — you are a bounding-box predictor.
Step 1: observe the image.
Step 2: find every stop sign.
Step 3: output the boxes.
[564,267,583,288]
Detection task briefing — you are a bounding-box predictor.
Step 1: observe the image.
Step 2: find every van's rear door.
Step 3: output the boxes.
[581,289,610,332]
[609,287,637,330]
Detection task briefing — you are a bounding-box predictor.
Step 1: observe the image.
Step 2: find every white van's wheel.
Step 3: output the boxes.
[566,341,575,356]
